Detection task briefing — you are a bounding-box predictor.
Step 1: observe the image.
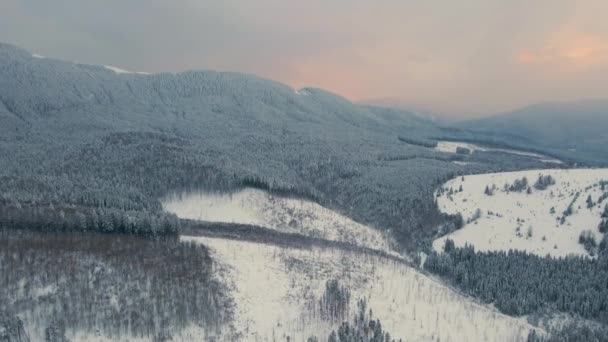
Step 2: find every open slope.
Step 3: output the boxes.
[166,186,542,341]
[433,169,608,257]
[163,189,396,253]
[185,235,537,342]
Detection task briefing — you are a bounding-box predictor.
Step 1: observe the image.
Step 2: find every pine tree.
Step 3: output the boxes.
[587,195,594,209]
[599,219,607,234]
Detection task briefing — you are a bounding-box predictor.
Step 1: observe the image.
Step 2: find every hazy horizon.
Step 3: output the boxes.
[2,0,608,118]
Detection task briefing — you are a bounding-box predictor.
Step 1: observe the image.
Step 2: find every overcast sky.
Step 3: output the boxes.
[2,0,608,118]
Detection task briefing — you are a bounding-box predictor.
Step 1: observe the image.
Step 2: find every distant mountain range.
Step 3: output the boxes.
[451,99,608,165]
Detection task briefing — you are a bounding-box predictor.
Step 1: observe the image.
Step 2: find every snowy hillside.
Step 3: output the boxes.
[433,169,608,257]
[163,189,396,253]
[184,235,537,342]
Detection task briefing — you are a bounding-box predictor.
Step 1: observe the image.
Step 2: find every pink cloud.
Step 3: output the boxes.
[516,30,608,68]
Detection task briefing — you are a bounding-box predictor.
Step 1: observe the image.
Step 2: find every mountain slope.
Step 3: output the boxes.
[0,42,557,249]
[452,99,608,165]
[0,42,457,249]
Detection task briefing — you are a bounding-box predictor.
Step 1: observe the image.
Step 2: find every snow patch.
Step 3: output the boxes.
[163,188,396,253]
[104,65,134,74]
[435,141,562,164]
[294,88,310,96]
[103,65,150,75]
[434,168,608,257]
[31,54,45,59]
[453,161,471,166]
[184,236,536,341]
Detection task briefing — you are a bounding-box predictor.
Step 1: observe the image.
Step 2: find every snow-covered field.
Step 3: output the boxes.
[184,235,537,342]
[433,169,608,257]
[435,141,562,164]
[163,188,396,253]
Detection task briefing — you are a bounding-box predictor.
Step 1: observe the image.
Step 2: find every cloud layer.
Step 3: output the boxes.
[1,0,607,117]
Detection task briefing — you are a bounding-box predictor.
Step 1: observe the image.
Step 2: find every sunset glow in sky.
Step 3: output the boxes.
[2,0,608,117]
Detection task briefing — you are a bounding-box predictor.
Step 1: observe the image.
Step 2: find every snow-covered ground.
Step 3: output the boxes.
[104,65,150,75]
[435,141,562,164]
[104,65,134,74]
[453,161,472,166]
[433,169,608,257]
[184,235,537,342]
[163,188,396,253]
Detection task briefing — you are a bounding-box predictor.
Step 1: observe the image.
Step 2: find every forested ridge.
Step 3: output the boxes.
[0,42,553,249]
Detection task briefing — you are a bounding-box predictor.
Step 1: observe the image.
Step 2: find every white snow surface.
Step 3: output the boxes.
[163,188,396,253]
[31,54,45,59]
[104,65,133,74]
[183,235,537,342]
[433,168,608,257]
[103,65,150,75]
[435,141,562,164]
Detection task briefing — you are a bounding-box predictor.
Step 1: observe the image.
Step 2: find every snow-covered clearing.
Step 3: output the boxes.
[163,188,396,253]
[104,65,133,74]
[453,161,472,166]
[435,141,562,164]
[434,169,608,257]
[104,65,150,75]
[184,235,536,342]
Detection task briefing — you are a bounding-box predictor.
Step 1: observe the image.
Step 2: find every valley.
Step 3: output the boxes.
[2,41,608,341]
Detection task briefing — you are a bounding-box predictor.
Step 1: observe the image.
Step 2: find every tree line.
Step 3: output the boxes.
[425,240,608,324]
